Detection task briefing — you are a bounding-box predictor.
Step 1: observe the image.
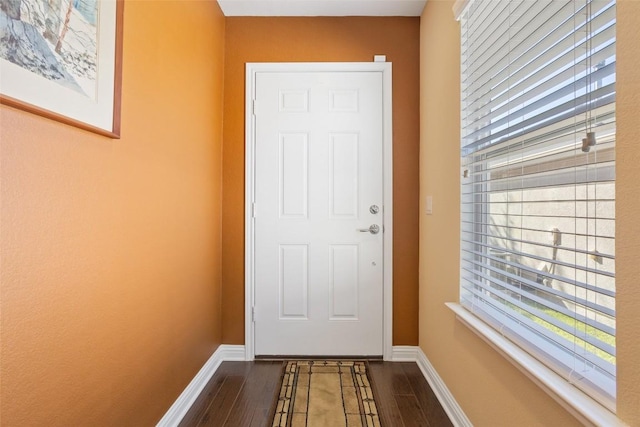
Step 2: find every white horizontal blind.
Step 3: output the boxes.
[460,0,616,408]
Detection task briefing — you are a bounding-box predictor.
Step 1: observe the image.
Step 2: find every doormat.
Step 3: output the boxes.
[272,360,381,427]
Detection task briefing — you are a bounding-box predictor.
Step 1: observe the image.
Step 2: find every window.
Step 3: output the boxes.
[459,0,616,408]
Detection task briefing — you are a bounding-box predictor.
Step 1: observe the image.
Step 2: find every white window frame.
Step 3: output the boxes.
[448,1,625,425]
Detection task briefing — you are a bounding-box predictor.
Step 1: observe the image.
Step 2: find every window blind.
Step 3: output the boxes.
[460,0,616,408]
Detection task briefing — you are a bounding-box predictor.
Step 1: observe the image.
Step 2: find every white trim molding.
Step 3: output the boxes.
[219,344,247,361]
[391,345,420,362]
[415,347,473,427]
[156,345,246,427]
[244,62,394,361]
[392,345,472,427]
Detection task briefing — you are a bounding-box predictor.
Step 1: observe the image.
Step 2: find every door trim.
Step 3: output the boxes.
[244,62,393,360]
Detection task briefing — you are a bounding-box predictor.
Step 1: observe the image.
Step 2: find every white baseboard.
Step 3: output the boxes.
[391,345,420,361]
[415,347,473,427]
[156,344,246,427]
[218,344,246,361]
[391,346,471,427]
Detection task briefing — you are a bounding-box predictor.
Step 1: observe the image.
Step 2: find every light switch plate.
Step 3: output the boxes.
[426,196,433,215]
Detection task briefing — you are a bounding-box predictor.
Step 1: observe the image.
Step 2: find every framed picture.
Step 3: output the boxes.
[0,0,124,138]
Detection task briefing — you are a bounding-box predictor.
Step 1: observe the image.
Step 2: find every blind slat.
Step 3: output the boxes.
[460,230,615,260]
[462,241,615,278]
[460,261,616,324]
[463,84,615,151]
[460,245,616,298]
[463,1,615,100]
[460,268,616,351]
[461,219,616,241]
[464,104,615,158]
[464,60,615,137]
[464,39,615,126]
[464,1,550,75]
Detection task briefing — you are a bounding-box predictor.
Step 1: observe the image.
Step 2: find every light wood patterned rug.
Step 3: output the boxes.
[272,360,381,427]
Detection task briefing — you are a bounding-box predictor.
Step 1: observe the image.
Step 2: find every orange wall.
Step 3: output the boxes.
[419,1,640,425]
[222,17,421,346]
[0,1,225,425]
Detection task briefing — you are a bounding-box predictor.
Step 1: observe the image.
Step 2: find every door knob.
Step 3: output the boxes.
[357,224,380,234]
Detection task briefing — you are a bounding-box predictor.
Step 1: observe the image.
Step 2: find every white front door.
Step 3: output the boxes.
[253,70,385,356]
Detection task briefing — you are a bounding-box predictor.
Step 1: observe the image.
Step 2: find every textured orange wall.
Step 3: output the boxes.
[419,1,640,425]
[222,17,420,346]
[0,1,225,425]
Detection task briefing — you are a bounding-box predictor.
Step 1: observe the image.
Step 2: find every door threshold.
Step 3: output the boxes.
[254,355,384,361]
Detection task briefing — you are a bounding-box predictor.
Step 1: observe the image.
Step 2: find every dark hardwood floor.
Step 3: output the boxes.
[179,361,453,427]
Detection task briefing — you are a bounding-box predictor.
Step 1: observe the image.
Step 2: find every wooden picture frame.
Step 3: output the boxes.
[0,0,124,138]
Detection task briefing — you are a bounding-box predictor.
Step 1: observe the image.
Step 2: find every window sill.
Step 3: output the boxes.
[445,302,627,427]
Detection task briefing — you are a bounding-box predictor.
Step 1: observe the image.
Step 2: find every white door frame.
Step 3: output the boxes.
[244,62,393,361]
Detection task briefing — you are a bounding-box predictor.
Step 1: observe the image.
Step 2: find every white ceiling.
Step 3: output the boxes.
[217,0,427,17]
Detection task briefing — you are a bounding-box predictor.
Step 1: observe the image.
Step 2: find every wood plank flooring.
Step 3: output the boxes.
[179,361,453,427]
